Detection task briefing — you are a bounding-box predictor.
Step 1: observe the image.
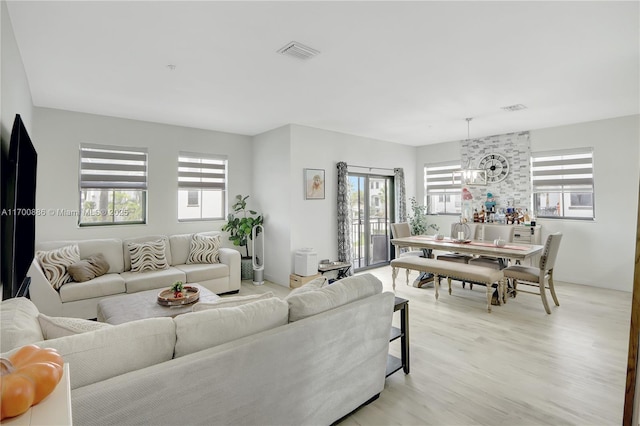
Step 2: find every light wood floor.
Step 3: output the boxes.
[235,266,632,425]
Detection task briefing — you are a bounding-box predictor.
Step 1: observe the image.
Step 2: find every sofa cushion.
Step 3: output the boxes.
[186,234,221,264]
[38,313,112,339]
[35,244,81,290]
[173,297,288,358]
[173,263,228,283]
[127,239,170,273]
[168,233,193,266]
[58,273,127,303]
[37,239,125,274]
[123,235,172,271]
[192,292,273,312]
[286,273,383,322]
[121,267,186,294]
[68,253,110,282]
[10,317,177,390]
[0,297,44,352]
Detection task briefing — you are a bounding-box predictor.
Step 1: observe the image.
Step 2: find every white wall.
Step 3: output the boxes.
[417,115,640,291]
[286,124,417,285]
[1,0,33,148]
[254,124,418,287]
[531,115,639,291]
[32,107,253,243]
[252,125,292,286]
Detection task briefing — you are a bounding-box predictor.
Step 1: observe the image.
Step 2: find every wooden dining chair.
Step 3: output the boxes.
[503,233,563,314]
[467,225,515,271]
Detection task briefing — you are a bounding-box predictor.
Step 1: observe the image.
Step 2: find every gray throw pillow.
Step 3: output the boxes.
[38,313,112,339]
[68,253,110,282]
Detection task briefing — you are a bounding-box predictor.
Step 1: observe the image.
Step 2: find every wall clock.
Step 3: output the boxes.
[478,153,510,183]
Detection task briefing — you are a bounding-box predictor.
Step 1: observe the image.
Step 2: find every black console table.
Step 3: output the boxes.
[317,261,351,282]
[386,296,409,377]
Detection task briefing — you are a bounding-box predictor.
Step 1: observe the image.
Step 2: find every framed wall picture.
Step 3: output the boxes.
[304,168,325,200]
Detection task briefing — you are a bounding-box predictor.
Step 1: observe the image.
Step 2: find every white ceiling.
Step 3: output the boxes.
[6,1,639,146]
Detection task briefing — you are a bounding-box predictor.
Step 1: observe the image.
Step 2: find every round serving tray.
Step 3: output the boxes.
[157,286,200,306]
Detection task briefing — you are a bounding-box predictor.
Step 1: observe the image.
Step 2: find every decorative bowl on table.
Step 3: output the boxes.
[452,239,472,244]
[157,286,200,306]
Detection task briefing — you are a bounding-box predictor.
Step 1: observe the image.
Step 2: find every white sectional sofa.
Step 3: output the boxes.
[1,273,395,426]
[27,232,240,319]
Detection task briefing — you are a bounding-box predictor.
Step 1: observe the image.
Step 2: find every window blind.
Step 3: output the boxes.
[531,148,593,192]
[80,144,147,190]
[178,152,227,190]
[425,161,461,194]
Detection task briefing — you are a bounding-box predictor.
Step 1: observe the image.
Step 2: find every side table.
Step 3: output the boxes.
[4,363,72,425]
[386,297,409,377]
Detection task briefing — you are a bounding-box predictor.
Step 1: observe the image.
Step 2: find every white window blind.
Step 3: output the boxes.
[532,148,594,192]
[424,161,461,214]
[80,144,147,190]
[425,161,461,195]
[178,152,227,190]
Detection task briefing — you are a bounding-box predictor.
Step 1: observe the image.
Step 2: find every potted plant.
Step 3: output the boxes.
[221,194,263,279]
[407,197,439,235]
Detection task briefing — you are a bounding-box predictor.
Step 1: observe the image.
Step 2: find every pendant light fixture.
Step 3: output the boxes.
[462,117,486,185]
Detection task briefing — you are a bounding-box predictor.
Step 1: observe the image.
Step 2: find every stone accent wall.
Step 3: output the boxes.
[461,131,531,213]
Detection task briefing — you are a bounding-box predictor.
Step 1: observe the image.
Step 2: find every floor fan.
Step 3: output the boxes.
[252,224,264,285]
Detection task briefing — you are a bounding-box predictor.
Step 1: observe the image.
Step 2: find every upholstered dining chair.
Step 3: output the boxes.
[503,233,563,314]
[437,223,476,288]
[390,222,423,258]
[468,225,515,270]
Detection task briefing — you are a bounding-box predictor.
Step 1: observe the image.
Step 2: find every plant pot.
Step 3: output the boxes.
[240,257,253,280]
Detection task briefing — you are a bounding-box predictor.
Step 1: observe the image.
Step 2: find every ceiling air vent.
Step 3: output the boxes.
[501,104,527,112]
[277,41,320,60]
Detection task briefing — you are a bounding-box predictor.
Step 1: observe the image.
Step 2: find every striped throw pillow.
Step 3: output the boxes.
[186,234,221,264]
[35,244,81,290]
[128,240,170,273]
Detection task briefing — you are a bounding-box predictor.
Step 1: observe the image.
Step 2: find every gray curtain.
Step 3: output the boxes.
[394,168,407,223]
[336,162,353,275]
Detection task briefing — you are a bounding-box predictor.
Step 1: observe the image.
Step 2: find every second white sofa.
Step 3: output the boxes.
[27,232,241,319]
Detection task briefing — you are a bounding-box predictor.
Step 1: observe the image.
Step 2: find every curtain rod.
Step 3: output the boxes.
[347,165,395,171]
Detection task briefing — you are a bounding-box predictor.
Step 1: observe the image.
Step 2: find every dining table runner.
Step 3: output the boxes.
[412,235,530,251]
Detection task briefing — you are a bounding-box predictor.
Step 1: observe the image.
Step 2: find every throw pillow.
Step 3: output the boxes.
[128,239,170,273]
[35,244,81,290]
[192,291,274,312]
[285,276,328,299]
[38,313,112,339]
[67,253,110,282]
[186,233,221,264]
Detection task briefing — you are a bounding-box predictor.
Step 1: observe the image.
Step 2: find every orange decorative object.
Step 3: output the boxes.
[0,345,63,420]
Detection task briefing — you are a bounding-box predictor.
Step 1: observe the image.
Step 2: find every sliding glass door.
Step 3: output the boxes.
[349,173,394,271]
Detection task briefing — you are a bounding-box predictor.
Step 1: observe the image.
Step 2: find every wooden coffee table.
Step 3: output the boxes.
[97,283,220,325]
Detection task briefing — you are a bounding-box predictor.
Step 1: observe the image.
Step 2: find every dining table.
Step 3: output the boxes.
[390,235,544,287]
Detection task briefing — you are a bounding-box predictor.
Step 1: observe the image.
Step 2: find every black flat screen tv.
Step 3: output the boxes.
[2,114,37,300]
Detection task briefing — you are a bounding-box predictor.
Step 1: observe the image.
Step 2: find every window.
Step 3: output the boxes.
[187,191,199,207]
[178,152,227,221]
[424,161,461,215]
[531,148,594,220]
[79,144,147,226]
